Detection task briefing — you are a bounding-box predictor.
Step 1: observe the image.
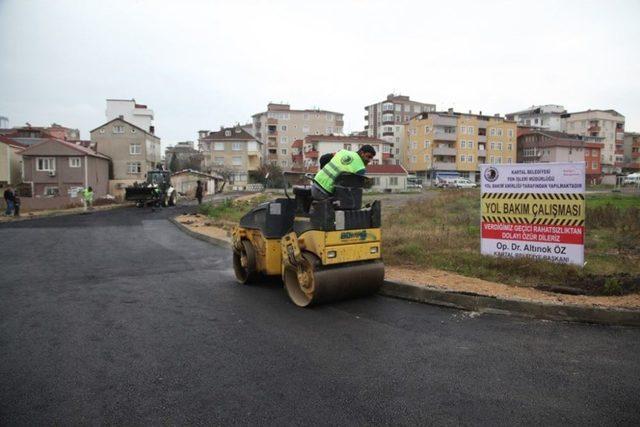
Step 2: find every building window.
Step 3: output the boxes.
[508,129,514,138]
[424,126,431,133]
[425,140,430,148]
[344,144,352,150]
[303,125,310,133]
[467,155,473,162]
[214,157,224,165]
[460,140,466,149]
[506,158,512,164]
[467,141,473,149]
[389,177,398,186]
[280,136,288,144]
[44,186,59,196]
[496,157,502,164]
[37,157,55,171]
[424,154,430,161]
[326,114,333,121]
[69,157,81,168]
[326,127,333,134]
[497,142,502,150]
[468,126,474,135]
[127,162,142,174]
[113,125,124,134]
[490,142,495,150]
[225,130,231,136]
[232,156,242,166]
[303,113,309,120]
[214,142,225,151]
[232,143,242,151]
[460,155,466,163]
[490,128,495,136]
[281,125,287,131]
[281,160,288,167]
[281,149,287,155]
[497,129,503,137]
[592,161,598,169]
[411,142,417,149]
[130,144,141,155]
[507,143,512,151]
[411,156,417,163]
[460,126,466,134]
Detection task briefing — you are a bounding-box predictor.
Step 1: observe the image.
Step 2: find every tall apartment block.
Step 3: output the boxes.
[252,103,344,170]
[364,94,436,166]
[560,109,625,173]
[404,110,517,182]
[622,132,640,172]
[505,105,566,131]
[106,99,155,134]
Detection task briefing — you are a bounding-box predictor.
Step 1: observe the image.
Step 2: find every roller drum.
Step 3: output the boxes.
[285,258,384,307]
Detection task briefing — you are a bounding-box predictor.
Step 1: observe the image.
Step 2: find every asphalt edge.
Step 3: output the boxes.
[168,216,640,327]
[169,217,232,249]
[381,280,640,327]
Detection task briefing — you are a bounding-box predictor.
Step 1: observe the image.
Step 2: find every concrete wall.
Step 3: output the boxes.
[0,144,23,185]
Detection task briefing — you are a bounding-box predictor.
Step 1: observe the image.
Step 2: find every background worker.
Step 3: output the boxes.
[3,186,15,216]
[195,180,204,205]
[82,186,94,212]
[311,145,376,200]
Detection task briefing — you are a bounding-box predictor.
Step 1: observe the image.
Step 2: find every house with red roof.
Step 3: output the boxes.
[365,164,409,192]
[20,138,110,204]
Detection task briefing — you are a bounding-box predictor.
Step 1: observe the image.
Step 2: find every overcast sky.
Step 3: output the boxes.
[1,0,639,150]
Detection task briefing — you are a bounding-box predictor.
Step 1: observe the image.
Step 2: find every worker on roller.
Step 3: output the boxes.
[311,145,376,200]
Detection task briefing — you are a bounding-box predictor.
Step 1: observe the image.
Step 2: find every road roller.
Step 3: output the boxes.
[231,173,384,307]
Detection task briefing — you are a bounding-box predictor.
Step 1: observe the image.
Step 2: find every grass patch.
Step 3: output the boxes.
[198,194,272,223]
[383,189,640,295]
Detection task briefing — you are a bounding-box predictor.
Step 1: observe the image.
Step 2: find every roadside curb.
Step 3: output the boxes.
[0,203,132,224]
[380,280,640,327]
[168,217,232,249]
[168,217,640,327]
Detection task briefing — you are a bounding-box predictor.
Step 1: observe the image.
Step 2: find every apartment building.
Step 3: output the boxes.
[198,126,262,189]
[90,118,162,195]
[505,105,566,131]
[622,132,640,172]
[364,94,436,165]
[106,99,155,134]
[299,135,393,173]
[252,103,344,169]
[404,110,517,182]
[517,130,603,181]
[560,109,625,172]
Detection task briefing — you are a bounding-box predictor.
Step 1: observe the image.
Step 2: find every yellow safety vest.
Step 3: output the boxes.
[314,149,366,193]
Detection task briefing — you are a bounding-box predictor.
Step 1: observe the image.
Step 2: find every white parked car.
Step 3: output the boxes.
[452,178,477,188]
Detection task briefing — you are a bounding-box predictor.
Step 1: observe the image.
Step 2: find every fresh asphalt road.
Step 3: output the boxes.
[1,205,639,425]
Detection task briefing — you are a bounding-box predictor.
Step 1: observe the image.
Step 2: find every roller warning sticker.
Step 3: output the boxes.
[480,162,585,266]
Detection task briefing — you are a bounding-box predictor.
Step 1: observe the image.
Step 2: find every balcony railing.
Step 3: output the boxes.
[432,161,457,170]
[478,135,487,143]
[433,131,457,141]
[433,146,457,156]
[305,150,319,159]
[382,120,395,125]
[477,149,487,157]
[588,126,601,133]
[382,131,394,136]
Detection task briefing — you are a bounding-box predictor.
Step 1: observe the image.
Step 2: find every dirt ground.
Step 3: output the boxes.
[176,212,640,310]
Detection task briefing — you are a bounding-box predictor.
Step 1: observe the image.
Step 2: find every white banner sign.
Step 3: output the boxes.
[480,162,586,266]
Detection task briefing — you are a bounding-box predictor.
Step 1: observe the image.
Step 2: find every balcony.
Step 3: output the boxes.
[267,138,277,148]
[432,161,457,171]
[382,152,393,159]
[433,131,457,141]
[588,125,601,133]
[478,135,487,143]
[268,153,278,161]
[432,115,457,127]
[616,132,625,141]
[633,152,640,159]
[267,118,278,125]
[433,146,457,156]
[364,115,369,121]
[335,120,344,127]
[305,150,319,159]
[291,153,303,163]
[382,131,394,136]
[382,120,395,125]
[477,149,487,158]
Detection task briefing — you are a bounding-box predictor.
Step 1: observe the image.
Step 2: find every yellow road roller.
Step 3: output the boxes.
[231,173,384,307]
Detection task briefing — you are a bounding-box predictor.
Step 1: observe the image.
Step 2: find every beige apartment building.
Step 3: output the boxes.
[561,109,625,172]
[90,118,162,195]
[404,110,517,182]
[297,135,394,172]
[364,94,436,166]
[252,103,344,170]
[198,126,262,189]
